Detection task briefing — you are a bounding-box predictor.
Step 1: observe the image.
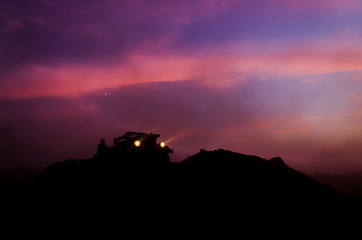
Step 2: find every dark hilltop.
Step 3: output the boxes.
[2,132,362,231]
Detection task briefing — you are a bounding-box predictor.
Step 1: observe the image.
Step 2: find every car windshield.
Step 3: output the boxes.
[121,132,143,139]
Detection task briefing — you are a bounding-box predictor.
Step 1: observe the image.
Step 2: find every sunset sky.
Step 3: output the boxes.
[1,0,362,175]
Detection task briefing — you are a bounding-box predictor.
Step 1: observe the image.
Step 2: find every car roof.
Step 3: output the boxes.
[119,132,161,140]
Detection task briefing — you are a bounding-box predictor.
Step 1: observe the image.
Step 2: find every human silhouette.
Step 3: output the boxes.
[97,138,109,155]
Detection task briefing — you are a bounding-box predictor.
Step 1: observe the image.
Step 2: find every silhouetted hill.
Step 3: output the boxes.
[3,148,361,230]
[33,149,356,208]
[180,149,345,202]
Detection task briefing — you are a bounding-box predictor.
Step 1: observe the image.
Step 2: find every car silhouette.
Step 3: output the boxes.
[117,131,173,154]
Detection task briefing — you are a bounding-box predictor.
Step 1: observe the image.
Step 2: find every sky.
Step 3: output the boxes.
[1,0,362,175]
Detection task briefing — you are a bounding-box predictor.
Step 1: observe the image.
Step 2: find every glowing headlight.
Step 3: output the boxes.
[160,142,166,148]
[134,140,141,147]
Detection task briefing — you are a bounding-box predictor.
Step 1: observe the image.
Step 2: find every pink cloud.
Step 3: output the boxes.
[2,34,362,100]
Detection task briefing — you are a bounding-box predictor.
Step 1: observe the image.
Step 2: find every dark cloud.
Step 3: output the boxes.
[1,0,360,75]
[176,1,355,49]
[0,0,186,72]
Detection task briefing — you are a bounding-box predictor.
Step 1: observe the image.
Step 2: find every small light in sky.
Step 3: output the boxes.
[105,93,108,97]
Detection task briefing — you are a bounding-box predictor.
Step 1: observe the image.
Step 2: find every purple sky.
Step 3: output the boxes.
[1,0,362,175]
